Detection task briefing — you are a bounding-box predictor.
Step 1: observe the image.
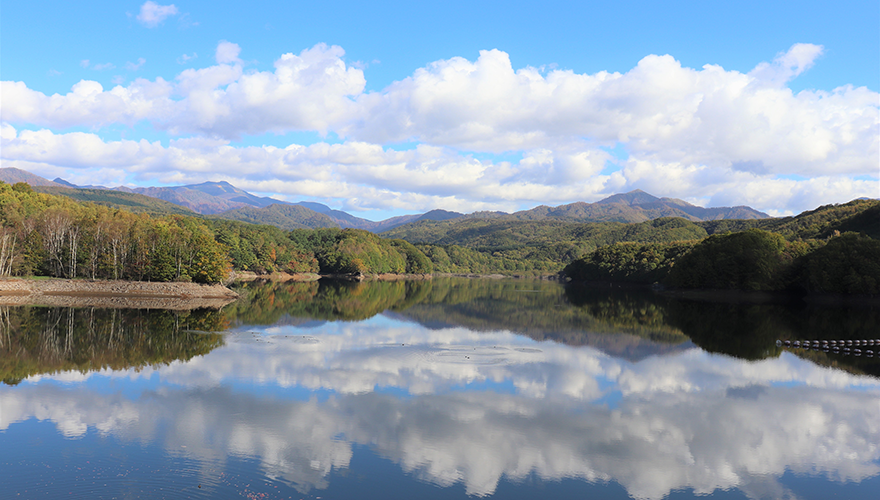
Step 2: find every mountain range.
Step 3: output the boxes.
[0,167,769,232]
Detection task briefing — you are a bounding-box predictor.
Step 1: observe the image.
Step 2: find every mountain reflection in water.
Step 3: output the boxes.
[1,278,879,499]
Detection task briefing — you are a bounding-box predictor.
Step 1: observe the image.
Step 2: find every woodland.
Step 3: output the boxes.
[1,180,878,295]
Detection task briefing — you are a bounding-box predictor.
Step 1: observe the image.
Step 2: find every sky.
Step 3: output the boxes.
[1,1,878,220]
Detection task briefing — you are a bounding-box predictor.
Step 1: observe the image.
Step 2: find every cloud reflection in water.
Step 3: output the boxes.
[5,315,880,499]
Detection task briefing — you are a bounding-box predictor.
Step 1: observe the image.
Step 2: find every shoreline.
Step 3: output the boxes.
[0,278,239,310]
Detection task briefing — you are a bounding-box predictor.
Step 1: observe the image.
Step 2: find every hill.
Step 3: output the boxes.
[212,203,340,230]
[500,190,768,223]
[760,199,880,240]
[32,186,199,216]
[3,167,772,235]
[0,167,66,187]
[118,181,285,215]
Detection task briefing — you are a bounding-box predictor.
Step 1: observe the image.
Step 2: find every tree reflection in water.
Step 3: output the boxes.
[2,279,879,499]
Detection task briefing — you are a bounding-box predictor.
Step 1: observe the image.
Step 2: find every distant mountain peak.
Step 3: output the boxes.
[0,167,65,187]
[596,190,661,206]
[52,178,77,187]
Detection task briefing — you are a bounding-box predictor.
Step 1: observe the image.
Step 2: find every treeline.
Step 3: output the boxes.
[5,180,878,288]
[0,182,231,283]
[0,182,433,283]
[565,228,880,295]
[383,199,879,271]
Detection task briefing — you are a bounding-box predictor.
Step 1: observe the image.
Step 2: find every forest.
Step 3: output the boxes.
[1,180,878,295]
[563,225,880,295]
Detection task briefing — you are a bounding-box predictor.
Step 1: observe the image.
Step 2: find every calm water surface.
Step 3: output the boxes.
[2,278,879,499]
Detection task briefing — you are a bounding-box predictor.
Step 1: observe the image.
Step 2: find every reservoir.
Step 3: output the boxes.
[2,278,879,499]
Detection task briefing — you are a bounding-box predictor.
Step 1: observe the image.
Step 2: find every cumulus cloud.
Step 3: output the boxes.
[136,1,178,28]
[345,44,877,177]
[0,78,176,128]
[749,43,824,87]
[214,41,241,64]
[0,42,877,214]
[2,127,875,215]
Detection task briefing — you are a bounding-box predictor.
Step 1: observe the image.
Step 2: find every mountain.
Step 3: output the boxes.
[291,201,379,229]
[506,190,768,223]
[212,203,339,230]
[595,189,663,206]
[371,209,464,232]
[32,186,200,216]
[3,168,770,234]
[53,178,108,189]
[118,181,291,215]
[0,167,66,187]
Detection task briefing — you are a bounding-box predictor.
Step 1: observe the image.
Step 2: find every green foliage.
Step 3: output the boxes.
[8,181,878,288]
[288,228,423,275]
[212,203,338,230]
[564,241,697,284]
[212,219,318,274]
[389,239,434,274]
[382,216,709,274]
[666,229,789,291]
[189,234,231,283]
[0,182,289,283]
[34,186,198,216]
[790,233,880,294]
[760,199,880,240]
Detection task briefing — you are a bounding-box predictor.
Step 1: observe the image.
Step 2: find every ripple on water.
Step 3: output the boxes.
[6,451,220,499]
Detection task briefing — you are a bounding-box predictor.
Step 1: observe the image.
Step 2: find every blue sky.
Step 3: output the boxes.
[2,1,878,219]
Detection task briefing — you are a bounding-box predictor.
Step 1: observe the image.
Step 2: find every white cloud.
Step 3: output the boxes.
[125,57,146,71]
[177,52,197,64]
[749,43,824,87]
[4,319,880,499]
[5,43,875,173]
[345,44,877,177]
[214,41,241,64]
[92,62,115,71]
[136,1,179,28]
[0,78,176,128]
[0,42,877,214]
[2,127,875,216]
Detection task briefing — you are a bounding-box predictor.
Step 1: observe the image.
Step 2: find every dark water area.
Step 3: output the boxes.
[2,278,879,499]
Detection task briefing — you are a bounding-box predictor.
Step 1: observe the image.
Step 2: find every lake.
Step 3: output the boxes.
[2,278,879,499]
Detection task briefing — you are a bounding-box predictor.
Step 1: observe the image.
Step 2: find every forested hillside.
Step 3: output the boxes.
[1,182,233,283]
[3,180,877,294]
[0,182,428,282]
[34,186,200,216]
[564,200,880,295]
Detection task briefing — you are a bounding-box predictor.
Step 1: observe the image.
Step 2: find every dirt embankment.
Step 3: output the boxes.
[0,278,239,310]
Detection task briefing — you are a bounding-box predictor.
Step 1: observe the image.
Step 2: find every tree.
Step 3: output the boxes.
[188,235,230,284]
[666,229,788,291]
[40,207,73,277]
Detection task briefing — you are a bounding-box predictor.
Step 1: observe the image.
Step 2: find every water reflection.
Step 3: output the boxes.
[0,306,224,385]
[4,360,879,498]
[2,279,880,499]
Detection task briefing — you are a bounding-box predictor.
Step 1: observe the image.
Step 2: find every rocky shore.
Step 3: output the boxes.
[0,278,239,310]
